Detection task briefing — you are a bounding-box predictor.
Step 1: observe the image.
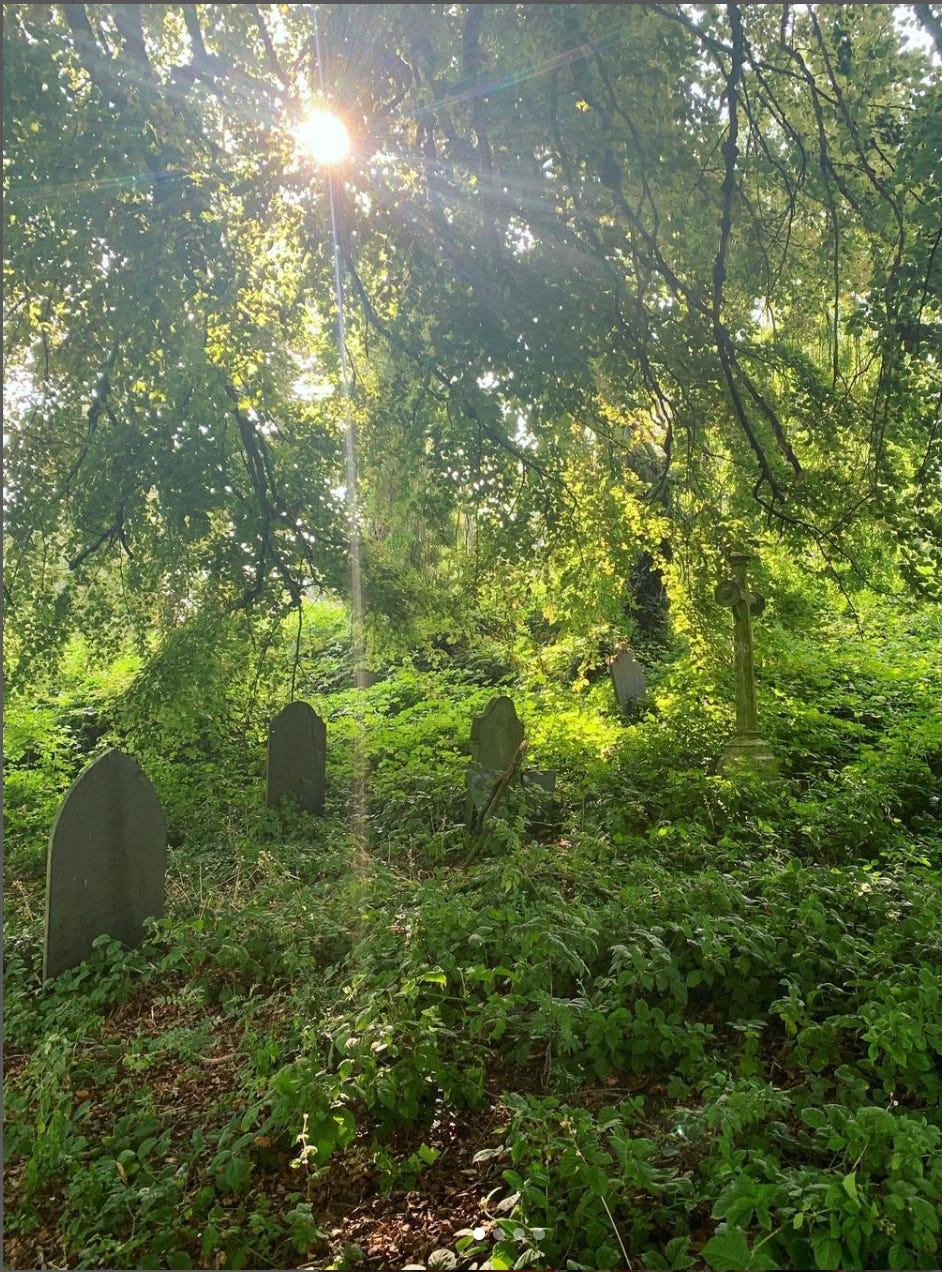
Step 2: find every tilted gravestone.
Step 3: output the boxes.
[609,649,646,713]
[524,769,557,794]
[267,701,327,814]
[43,749,166,982]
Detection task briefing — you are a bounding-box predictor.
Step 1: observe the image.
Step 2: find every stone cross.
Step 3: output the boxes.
[714,551,776,771]
[609,649,646,713]
[267,701,327,814]
[44,749,166,982]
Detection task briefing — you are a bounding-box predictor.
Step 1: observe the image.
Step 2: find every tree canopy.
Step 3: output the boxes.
[4,15,942,1269]
[4,3,941,676]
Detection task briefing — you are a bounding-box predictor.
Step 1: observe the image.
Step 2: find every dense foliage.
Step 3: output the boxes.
[4,589,942,1270]
[3,5,941,1271]
[3,3,941,672]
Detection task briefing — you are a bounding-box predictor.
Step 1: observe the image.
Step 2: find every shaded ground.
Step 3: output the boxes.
[4,981,512,1271]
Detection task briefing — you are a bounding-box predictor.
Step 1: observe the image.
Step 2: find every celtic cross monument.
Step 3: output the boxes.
[714,550,777,772]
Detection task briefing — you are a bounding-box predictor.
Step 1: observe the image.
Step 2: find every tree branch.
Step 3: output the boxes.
[112,4,151,74]
[246,3,289,87]
[61,2,126,103]
[68,503,131,571]
[913,3,942,56]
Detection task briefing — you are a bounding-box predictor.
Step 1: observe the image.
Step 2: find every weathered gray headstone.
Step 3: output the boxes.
[470,696,524,772]
[267,701,327,814]
[466,696,525,823]
[609,649,646,712]
[43,749,166,982]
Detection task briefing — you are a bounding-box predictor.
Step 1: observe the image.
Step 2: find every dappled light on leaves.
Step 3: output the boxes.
[2,12,940,1263]
[3,3,940,669]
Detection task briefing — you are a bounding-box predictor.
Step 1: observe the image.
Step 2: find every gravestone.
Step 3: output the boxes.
[466,695,525,822]
[267,701,327,813]
[470,696,524,772]
[609,649,646,713]
[43,749,166,982]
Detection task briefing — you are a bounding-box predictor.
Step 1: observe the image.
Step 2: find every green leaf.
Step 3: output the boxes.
[800,1107,828,1129]
[811,1233,844,1270]
[701,1225,750,1271]
[490,1239,518,1270]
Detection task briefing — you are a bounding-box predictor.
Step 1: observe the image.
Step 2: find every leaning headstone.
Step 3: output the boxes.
[609,649,646,713]
[523,768,561,836]
[43,749,166,982]
[267,701,327,814]
[524,769,557,794]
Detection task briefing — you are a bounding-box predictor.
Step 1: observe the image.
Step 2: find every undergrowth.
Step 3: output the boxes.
[3,594,941,1270]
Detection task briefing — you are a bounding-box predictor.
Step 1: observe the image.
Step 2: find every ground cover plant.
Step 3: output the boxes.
[4,591,942,1271]
[4,3,941,1269]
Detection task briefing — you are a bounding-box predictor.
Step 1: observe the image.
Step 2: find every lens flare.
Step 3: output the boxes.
[293,108,350,165]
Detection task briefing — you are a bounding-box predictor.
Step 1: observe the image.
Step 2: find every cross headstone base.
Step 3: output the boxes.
[720,732,779,773]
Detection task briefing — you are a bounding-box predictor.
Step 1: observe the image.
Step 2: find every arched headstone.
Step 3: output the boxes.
[609,650,646,713]
[267,701,327,814]
[43,749,166,982]
[467,696,525,824]
[470,696,524,773]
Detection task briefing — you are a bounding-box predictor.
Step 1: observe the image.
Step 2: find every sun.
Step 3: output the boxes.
[293,107,350,165]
